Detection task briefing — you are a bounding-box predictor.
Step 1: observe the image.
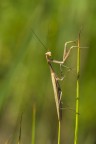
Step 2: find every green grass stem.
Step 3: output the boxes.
[58,120,61,144]
[32,104,36,144]
[18,113,23,144]
[74,34,80,144]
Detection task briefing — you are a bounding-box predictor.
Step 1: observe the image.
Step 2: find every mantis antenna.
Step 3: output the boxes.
[31,29,48,50]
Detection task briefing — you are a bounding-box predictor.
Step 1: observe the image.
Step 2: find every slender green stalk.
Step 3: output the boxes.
[18,113,23,144]
[74,34,80,144]
[32,104,36,144]
[58,120,61,144]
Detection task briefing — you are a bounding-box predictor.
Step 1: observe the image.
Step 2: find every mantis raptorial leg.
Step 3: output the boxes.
[50,41,76,64]
[50,40,87,65]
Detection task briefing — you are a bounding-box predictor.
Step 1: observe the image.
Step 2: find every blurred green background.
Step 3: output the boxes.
[0,0,96,144]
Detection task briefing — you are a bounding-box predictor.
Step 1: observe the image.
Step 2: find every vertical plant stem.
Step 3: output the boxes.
[18,113,23,144]
[58,120,61,144]
[74,34,80,144]
[32,104,36,144]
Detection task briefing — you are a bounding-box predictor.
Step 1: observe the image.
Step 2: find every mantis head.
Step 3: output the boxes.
[45,51,52,57]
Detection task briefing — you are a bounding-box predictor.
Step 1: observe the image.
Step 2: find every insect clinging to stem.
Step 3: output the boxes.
[32,29,79,121]
[45,40,77,121]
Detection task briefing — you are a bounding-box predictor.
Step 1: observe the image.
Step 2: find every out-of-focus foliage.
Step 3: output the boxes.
[0,0,96,144]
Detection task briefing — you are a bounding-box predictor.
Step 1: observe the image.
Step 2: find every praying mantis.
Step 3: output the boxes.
[45,41,77,121]
[32,30,84,121]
